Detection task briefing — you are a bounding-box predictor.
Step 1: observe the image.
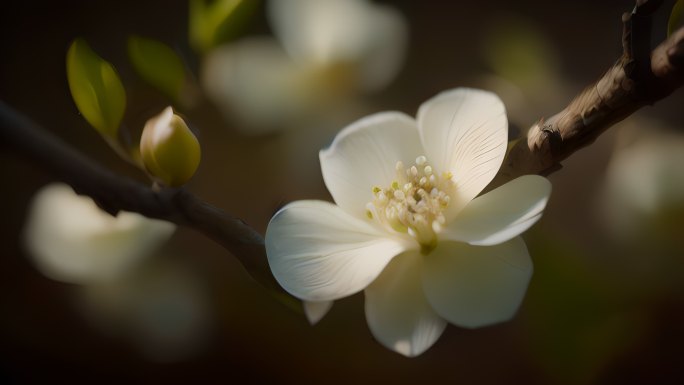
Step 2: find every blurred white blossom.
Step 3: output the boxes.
[266,88,551,356]
[23,183,175,284]
[202,0,407,133]
[24,183,212,361]
[601,122,684,237]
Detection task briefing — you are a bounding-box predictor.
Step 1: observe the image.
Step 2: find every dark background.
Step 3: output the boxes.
[2,0,684,384]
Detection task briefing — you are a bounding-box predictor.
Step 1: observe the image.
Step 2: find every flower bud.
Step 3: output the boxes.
[140,107,201,187]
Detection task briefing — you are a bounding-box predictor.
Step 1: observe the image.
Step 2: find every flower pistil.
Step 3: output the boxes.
[366,155,454,253]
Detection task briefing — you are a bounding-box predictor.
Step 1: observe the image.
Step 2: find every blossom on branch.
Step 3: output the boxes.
[265,88,552,356]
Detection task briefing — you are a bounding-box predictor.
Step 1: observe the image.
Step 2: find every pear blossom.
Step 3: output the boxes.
[202,0,407,132]
[266,88,552,356]
[23,183,176,284]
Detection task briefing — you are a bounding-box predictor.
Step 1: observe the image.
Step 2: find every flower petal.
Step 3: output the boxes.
[266,200,409,301]
[441,175,551,246]
[320,112,424,220]
[422,238,532,328]
[417,88,508,215]
[303,301,334,325]
[201,37,314,132]
[364,251,447,357]
[23,183,175,284]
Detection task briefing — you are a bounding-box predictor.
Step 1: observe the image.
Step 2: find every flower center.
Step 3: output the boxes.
[366,155,455,253]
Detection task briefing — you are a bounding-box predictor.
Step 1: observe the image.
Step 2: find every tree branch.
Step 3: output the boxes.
[0,100,285,299]
[490,0,684,190]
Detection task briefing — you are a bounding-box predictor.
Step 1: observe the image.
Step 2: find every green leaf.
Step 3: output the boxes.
[669,0,684,37]
[66,38,126,139]
[128,36,186,103]
[189,0,258,53]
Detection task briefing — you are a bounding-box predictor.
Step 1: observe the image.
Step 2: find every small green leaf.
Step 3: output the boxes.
[189,0,258,53]
[66,38,126,139]
[669,0,683,37]
[128,36,187,103]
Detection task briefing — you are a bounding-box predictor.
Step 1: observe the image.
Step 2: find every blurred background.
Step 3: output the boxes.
[2,0,684,383]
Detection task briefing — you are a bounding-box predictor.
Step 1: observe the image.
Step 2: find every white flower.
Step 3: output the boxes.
[202,0,407,132]
[23,183,176,284]
[265,88,552,356]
